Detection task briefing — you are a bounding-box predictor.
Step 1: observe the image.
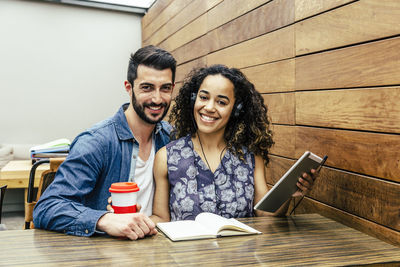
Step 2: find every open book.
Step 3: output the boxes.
[157,212,261,241]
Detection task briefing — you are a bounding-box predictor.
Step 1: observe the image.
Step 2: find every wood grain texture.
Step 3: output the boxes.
[171,33,211,64]
[296,0,400,55]
[269,124,295,158]
[207,26,295,69]
[207,0,294,53]
[159,13,207,53]
[207,0,270,32]
[267,156,400,243]
[295,126,400,182]
[295,0,357,21]
[299,199,400,247]
[296,37,400,90]
[144,0,222,46]
[296,87,400,133]
[141,0,172,29]
[307,167,400,232]
[175,57,207,83]
[262,93,295,125]
[265,154,294,185]
[1,215,399,265]
[142,0,192,43]
[0,160,47,189]
[242,59,295,93]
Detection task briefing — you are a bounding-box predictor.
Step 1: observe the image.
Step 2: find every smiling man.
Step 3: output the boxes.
[33,46,176,240]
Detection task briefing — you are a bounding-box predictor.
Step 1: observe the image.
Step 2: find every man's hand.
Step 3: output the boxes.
[292,169,319,198]
[97,212,157,240]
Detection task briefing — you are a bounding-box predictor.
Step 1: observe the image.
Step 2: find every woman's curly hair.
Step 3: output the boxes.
[169,64,274,167]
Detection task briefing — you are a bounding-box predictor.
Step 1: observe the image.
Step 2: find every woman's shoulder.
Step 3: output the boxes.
[166,135,191,149]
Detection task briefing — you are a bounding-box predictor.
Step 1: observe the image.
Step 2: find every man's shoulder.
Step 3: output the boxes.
[71,116,117,148]
[158,120,173,134]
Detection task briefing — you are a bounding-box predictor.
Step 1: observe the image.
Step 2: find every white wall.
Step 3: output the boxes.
[0,0,143,158]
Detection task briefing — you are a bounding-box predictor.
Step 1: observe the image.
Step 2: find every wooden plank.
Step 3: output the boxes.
[267,156,400,244]
[307,167,400,232]
[296,37,400,90]
[207,0,294,52]
[269,125,295,158]
[296,87,400,134]
[144,0,222,46]
[207,0,270,32]
[298,199,400,247]
[296,0,400,55]
[159,13,207,53]
[141,0,172,29]
[142,0,192,43]
[262,92,295,125]
[295,0,356,21]
[295,126,400,182]
[265,154,293,185]
[171,34,211,64]
[175,57,207,83]
[241,59,295,93]
[207,26,295,69]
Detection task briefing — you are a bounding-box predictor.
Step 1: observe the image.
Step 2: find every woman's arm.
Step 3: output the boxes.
[253,155,276,217]
[150,146,171,223]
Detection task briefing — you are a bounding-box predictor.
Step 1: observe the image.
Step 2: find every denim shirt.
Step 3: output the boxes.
[33,103,172,236]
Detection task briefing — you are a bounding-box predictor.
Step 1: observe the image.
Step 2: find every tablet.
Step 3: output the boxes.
[254,151,325,213]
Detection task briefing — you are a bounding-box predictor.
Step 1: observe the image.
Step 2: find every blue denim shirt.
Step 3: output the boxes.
[33,103,172,236]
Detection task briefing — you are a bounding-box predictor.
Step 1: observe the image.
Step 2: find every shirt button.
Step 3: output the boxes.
[85,229,89,234]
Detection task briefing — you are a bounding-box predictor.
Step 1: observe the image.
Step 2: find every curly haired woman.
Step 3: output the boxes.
[151,64,317,222]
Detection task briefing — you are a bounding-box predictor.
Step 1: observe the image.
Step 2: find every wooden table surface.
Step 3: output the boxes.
[0,214,399,266]
[0,160,47,188]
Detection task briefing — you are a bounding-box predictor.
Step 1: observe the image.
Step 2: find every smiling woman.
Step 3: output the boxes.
[150,64,318,224]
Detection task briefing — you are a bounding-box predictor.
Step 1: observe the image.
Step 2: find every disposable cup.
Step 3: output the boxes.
[109,182,140,214]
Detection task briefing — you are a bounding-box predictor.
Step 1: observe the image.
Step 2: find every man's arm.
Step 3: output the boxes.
[33,133,109,236]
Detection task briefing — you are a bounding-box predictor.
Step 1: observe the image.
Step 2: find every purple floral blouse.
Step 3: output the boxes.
[166,135,255,221]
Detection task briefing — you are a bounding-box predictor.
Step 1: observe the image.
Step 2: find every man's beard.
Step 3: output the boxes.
[132,93,169,124]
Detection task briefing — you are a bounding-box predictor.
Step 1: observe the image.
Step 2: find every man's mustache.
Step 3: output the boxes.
[143,102,167,108]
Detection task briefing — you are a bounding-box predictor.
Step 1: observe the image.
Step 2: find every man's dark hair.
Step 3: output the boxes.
[127,45,177,85]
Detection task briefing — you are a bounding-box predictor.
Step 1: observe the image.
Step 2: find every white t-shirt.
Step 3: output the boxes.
[129,139,155,216]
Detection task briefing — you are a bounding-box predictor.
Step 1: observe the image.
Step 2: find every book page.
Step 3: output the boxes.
[156,220,215,241]
[195,213,260,236]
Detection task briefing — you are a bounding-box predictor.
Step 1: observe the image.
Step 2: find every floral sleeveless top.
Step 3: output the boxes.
[166,135,255,221]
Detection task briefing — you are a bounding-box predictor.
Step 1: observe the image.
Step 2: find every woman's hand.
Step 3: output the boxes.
[292,169,319,197]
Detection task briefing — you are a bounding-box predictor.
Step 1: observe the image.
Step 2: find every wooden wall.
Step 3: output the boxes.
[142,0,400,246]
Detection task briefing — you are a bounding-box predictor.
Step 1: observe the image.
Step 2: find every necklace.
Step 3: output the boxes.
[196,133,227,173]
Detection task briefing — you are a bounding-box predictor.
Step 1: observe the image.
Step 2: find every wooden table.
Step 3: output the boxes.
[0,214,399,266]
[0,160,48,189]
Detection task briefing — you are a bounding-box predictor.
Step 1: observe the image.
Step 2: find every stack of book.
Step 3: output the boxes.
[30,138,71,162]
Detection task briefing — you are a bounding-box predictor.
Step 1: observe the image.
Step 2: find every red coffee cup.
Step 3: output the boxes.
[109,182,140,214]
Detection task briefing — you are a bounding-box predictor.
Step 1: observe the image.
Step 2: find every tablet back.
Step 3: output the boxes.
[254,151,323,213]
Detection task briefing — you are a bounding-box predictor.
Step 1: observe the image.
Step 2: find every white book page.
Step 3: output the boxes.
[195,213,260,235]
[157,220,215,240]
